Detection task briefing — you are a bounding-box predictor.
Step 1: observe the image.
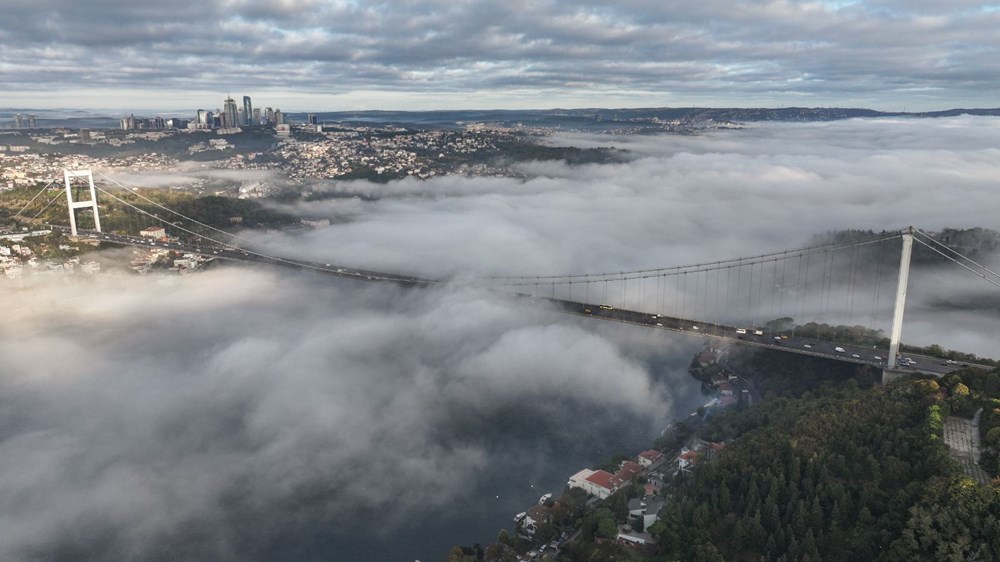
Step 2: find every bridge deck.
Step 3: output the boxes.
[60,226,979,378]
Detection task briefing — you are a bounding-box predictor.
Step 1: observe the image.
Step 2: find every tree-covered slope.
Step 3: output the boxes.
[656,378,1000,562]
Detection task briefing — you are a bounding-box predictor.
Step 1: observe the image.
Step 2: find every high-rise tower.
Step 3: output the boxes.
[223,96,239,129]
[243,96,253,126]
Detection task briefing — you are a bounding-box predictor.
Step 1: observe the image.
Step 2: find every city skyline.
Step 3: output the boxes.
[2,1,1000,112]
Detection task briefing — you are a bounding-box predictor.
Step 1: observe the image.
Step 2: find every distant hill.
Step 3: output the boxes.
[286,107,1000,130]
[4,106,999,131]
[813,227,1000,268]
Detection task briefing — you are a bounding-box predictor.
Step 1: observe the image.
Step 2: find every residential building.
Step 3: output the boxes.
[139,226,166,239]
[643,498,664,530]
[637,449,664,468]
[568,468,621,499]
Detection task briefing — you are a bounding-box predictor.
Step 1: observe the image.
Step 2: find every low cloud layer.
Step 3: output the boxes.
[3,117,999,560]
[3,1,1000,109]
[0,270,689,560]
[255,117,1000,355]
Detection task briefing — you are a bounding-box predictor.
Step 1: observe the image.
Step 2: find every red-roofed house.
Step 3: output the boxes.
[616,460,643,482]
[568,468,622,499]
[705,441,727,460]
[637,449,664,468]
[677,449,700,471]
[696,351,717,368]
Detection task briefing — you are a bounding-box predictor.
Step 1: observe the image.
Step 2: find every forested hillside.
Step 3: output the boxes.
[449,365,1000,562]
[658,374,1000,561]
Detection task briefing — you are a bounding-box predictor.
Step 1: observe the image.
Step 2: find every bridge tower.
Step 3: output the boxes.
[63,169,101,236]
[887,227,914,370]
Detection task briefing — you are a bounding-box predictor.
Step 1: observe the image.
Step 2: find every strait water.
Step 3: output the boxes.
[257,339,706,562]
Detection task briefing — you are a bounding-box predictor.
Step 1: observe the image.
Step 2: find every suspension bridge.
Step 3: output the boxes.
[9,169,1000,378]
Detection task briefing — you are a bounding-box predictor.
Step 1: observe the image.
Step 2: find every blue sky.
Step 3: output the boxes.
[1,0,999,111]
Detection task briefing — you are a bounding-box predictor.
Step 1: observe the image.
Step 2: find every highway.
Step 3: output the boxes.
[539,297,971,377]
[61,226,978,377]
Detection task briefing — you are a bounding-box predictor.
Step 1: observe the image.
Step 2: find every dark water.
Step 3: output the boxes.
[259,340,705,562]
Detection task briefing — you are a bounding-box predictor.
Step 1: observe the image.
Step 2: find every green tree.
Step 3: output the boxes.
[596,518,617,539]
[445,546,477,562]
[985,427,1000,448]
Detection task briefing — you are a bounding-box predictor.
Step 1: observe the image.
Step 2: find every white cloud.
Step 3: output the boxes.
[0,268,687,560]
[2,117,999,560]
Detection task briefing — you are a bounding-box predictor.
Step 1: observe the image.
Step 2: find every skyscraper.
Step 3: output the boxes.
[243,96,253,126]
[252,108,261,126]
[14,114,23,128]
[265,107,274,125]
[273,109,284,125]
[27,115,36,128]
[223,96,239,129]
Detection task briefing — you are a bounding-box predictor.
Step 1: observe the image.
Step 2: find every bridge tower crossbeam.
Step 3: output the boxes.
[64,169,101,236]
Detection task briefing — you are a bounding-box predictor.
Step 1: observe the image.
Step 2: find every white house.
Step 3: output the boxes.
[568,468,621,500]
[637,449,664,468]
[643,498,664,531]
[140,226,166,239]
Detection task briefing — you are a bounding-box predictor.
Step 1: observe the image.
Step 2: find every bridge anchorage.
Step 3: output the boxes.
[15,169,999,379]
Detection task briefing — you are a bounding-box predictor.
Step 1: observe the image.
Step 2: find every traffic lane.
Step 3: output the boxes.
[557,301,964,373]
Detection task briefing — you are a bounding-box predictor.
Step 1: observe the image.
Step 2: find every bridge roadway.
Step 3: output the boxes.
[55,226,435,286]
[539,297,967,377]
[62,226,971,377]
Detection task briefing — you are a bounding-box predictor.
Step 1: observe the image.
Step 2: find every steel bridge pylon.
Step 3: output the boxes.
[64,169,101,236]
[887,227,914,370]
